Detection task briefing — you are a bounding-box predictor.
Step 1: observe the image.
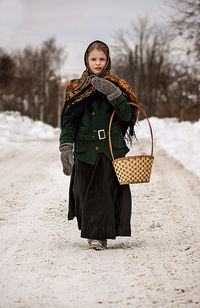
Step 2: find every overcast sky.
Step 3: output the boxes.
[0,0,170,78]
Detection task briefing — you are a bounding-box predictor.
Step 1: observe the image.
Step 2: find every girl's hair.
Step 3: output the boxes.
[84,40,110,68]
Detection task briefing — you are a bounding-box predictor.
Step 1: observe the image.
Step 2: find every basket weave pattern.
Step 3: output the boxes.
[112,155,154,185]
[109,102,154,185]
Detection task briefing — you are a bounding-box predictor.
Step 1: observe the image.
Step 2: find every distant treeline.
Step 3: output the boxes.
[0,0,199,126]
[111,0,200,121]
[0,38,66,127]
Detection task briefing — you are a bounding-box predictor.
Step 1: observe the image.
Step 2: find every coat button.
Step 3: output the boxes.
[92,112,95,116]
[95,146,99,150]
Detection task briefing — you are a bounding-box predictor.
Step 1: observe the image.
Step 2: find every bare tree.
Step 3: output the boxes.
[169,0,200,59]
[9,37,67,126]
[0,49,15,87]
[168,0,200,120]
[111,18,173,117]
[0,49,16,111]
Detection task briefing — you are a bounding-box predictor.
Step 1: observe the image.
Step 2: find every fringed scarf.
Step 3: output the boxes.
[60,40,138,142]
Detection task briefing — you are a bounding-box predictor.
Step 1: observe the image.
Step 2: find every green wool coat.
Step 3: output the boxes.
[59,93,132,165]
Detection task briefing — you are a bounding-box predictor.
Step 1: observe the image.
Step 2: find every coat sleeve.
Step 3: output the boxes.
[59,119,79,145]
[108,94,132,122]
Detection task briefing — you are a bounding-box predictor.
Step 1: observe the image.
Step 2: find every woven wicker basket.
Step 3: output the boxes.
[108,102,154,185]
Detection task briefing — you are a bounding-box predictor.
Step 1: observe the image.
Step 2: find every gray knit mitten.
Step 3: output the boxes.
[59,143,74,176]
[91,77,122,101]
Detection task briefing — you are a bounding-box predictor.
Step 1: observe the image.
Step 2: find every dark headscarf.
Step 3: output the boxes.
[72,40,112,92]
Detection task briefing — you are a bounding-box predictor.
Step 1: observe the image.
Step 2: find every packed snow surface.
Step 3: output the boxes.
[0,111,200,307]
[0,111,199,177]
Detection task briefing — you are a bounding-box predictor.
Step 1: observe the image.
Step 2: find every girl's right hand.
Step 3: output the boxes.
[59,143,74,176]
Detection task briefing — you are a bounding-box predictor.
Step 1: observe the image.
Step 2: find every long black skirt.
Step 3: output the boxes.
[68,153,132,240]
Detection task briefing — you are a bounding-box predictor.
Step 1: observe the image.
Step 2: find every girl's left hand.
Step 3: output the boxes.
[91,77,122,101]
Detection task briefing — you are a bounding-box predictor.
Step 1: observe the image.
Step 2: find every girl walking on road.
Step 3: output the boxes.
[59,40,138,250]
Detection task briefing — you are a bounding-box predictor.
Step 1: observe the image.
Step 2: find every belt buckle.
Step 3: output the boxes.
[98,129,106,140]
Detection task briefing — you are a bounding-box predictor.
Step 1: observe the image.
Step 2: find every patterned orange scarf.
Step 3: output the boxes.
[61,72,138,126]
[65,74,137,108]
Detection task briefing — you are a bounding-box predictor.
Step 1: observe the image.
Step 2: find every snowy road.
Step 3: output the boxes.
[0,139,200,307]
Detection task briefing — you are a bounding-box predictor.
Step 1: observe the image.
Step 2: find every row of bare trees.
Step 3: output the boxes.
[111,0,200,121]
[0,38,66,127]
[0,0,199,125]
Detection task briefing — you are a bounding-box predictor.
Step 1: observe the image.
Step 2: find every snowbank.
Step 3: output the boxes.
[0,111,59,143]
[0,111,199,177]
[135,117,200,177]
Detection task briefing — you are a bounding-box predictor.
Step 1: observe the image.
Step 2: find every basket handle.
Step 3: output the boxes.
[108,102,154,161]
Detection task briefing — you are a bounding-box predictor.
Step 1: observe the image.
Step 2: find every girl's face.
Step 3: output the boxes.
[88,49,107,74]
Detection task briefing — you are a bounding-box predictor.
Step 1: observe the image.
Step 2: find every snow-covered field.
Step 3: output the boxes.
[0,111,199,177]
[0,111,200,307]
